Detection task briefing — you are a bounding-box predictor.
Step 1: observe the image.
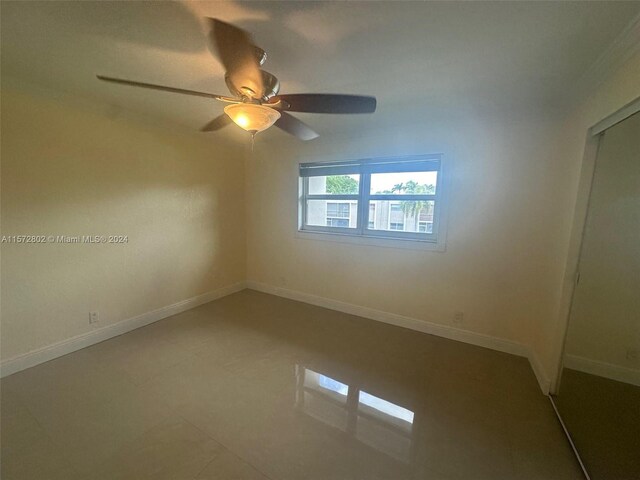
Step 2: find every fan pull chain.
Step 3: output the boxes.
[250,131,256,152]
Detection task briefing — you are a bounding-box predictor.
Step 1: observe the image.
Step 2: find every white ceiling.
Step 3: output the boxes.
[2,1,639,141]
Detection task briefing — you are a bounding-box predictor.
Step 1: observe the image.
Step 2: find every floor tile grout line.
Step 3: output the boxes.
[192,455,219,479]
[176,410,278,480]
[9,365,178,476]
[2,290,582,480]
[14,401,84,477]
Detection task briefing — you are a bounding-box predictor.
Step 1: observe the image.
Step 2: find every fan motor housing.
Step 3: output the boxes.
[225,46,279,100]
[225,70,280,100]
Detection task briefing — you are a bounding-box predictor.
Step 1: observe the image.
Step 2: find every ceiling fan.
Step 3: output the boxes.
[97,18,376,141]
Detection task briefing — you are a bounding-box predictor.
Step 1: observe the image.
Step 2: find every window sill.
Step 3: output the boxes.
[295,229,446,252]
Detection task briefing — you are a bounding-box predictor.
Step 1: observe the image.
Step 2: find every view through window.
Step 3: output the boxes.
[299,156,442,242]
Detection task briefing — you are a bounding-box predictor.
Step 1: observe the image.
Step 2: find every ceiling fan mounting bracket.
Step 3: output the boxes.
[253,46,267,66]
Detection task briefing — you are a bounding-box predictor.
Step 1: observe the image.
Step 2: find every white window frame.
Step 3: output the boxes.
[298,155,445,247]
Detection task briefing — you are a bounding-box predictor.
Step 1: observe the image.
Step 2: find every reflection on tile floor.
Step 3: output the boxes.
[1,290,583,479]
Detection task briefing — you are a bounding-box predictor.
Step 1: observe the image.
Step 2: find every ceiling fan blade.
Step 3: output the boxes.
[275,112,319,141]
[208,18,264,98]
[271,94,376,114]
[200,115,232,132]
[97,75,236,102]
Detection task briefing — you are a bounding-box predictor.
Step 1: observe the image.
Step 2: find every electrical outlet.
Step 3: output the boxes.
[453,311,464,325]
[89,311,99,324]
[626,348,639,361]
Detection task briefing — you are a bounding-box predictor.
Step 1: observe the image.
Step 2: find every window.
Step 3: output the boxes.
[325,202,354,227]
[327,202,350,218]
[327,218,349,227]
[418,221,433,233]
[368,203,376,229]
[299,155,443,243]
[388,203,404,230]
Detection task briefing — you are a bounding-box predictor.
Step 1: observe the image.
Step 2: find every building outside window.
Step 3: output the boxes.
[327,202,350,218]
[368,203,376,229]
[326,202,350,227]
[388,203,405,231]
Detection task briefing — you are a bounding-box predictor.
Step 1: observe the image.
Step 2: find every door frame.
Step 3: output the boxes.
[550,96,640,395]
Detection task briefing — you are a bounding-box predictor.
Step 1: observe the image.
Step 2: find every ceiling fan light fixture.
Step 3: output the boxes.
[223,104,281,133]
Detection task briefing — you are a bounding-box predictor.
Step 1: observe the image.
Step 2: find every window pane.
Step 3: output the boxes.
[367,200,434,233]
[305,200,358,228]
[327,202,350,218]
[368,203,376,229]
[370,171,437,195]
[308,175,360,195]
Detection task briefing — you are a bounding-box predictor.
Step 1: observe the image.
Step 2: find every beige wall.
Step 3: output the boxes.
[2,51,638,388]
[246,52,640,388]
[1,85,246,361]
[246,107,567,354]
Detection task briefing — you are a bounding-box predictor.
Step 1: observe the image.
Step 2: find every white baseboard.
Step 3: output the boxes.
[564,354,640,387]
[246,281,550,394]
[2,279,553,395]
[0,282,246,378]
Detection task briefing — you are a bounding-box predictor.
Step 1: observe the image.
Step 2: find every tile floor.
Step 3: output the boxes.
[1,290,583,479]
